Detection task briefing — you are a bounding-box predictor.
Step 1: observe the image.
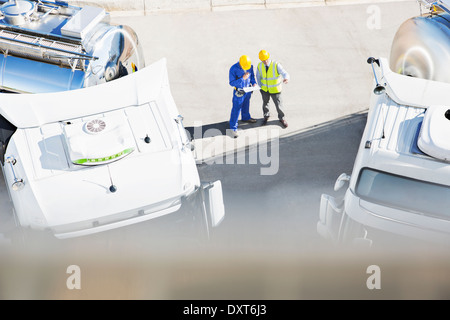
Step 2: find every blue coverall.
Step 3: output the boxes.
[229,62,256,131]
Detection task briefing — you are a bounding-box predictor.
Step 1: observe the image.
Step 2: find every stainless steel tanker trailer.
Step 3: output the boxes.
[390,0,450,83]
[0,0,144,93]
[0,0,225,241]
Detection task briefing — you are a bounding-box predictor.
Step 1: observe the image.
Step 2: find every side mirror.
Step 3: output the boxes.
[202,180,225,227]
[334,173,350,191]
[317,194,344,243]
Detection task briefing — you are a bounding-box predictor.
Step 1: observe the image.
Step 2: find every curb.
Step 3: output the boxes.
[69,0,414,15]
[192,110,368,165]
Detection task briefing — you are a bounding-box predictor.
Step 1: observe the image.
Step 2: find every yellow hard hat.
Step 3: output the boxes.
[259,50,270,61]
[239,55,251,71]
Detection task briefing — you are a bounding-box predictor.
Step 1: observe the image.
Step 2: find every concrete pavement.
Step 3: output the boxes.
[110,0,419,162]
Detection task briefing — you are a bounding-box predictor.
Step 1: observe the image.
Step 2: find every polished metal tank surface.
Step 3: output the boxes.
[390,11,450,83]
[1,0,36,25]
[0,0,144,93]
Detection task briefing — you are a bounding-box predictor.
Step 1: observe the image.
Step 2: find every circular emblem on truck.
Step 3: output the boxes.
[85,119,106,134]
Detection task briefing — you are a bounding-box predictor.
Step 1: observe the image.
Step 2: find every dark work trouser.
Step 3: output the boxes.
[260,89,285,120]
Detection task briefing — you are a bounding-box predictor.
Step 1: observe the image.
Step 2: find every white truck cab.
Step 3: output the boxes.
[318,1,450,247]
[0,1,225,241]
[0,58,225,240]
[317,57,450,247]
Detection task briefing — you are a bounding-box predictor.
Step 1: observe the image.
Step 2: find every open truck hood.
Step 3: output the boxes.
[1,58,200,235]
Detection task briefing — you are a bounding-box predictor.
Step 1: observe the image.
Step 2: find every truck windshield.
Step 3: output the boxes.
[355,168,450,220]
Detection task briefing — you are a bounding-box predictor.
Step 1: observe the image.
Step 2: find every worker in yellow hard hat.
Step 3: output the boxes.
[228,55,258,138]
[256,50,290,128]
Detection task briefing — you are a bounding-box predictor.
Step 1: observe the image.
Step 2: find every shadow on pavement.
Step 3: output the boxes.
[185,117,285,139]
[198,111,368,252]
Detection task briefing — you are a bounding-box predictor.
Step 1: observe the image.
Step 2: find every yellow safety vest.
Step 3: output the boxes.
[258,61,282,94]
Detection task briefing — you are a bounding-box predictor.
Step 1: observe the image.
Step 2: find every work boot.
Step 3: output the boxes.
[241,118,257,123]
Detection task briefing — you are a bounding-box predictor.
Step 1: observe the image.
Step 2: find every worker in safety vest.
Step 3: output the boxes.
[228,55,258,138]
[256,50,290,128]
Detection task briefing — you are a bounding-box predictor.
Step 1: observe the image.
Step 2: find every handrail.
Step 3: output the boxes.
[0,34,98,60]
[5,156,24,191]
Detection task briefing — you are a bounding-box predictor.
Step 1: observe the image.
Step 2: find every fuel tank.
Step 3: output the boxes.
[0,0,144,93]
[390,10,450,83]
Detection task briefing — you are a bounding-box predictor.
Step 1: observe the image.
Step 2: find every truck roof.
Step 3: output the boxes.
[358,58,450,187]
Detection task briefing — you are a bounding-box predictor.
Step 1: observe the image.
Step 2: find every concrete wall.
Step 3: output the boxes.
[68,0,412,14]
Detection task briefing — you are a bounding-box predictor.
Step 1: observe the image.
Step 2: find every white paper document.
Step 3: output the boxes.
[243,85,260,93]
